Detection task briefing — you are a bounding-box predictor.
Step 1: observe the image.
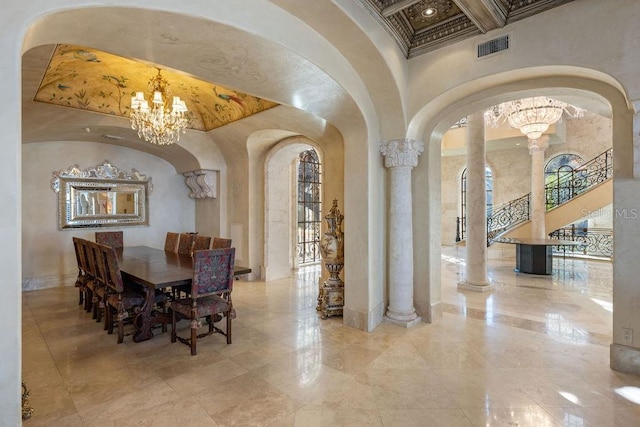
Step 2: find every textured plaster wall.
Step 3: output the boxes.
[22,141,195,289]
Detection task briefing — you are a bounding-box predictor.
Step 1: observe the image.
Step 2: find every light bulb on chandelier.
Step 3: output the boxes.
[130,68,189,145]
[485,96,584,140]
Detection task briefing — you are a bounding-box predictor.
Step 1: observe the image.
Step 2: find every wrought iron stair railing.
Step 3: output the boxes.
[548,226,613,259]
[456,148,613,244]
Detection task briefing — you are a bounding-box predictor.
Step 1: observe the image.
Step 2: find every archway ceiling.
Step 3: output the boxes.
[357,0,575,58]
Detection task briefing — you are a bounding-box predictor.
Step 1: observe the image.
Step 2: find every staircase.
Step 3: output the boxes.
[458,148,613,245]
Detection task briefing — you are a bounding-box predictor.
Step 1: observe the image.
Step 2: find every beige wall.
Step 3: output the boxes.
[22,141,195,289]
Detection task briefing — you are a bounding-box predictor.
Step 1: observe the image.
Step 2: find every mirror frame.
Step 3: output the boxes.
[51,161,152,230]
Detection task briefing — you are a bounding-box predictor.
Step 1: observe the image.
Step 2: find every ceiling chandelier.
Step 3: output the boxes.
[130,68,189,145]
[485,96,584,140]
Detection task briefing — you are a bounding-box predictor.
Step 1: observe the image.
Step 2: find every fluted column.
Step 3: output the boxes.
[528,136,549,239]
[458,112,493,292]
[380,139,424,327]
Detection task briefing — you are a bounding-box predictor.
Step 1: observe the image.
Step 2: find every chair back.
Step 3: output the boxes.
[101,244,125,293]
[72,237,85,274]
[164,232,180,253]
[79,239,95,279]
[95,231,124,249]
[193,235,212,251]
[177,233,196,255]
[88,241,108,288]
[211,237,232,249]
[191,248,235,298]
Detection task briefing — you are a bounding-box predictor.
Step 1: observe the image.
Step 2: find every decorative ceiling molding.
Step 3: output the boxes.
[357,0,576,58]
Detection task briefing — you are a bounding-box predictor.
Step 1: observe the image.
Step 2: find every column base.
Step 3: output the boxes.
[611,343,640,376]
[457,280,494,292]
[384,315,422,328]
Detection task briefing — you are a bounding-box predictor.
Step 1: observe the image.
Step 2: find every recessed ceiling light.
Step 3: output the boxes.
[422,7,437,17]
[102,134,123,140]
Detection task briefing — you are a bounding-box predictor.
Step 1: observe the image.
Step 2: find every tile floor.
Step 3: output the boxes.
[22,247,640,426]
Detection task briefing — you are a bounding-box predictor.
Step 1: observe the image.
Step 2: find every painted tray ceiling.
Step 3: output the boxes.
[33,44,278,132]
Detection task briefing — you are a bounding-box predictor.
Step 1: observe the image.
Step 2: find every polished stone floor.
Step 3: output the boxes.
[22,248,640,426]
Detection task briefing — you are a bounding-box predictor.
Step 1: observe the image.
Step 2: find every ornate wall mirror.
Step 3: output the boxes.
[51,161,152,229]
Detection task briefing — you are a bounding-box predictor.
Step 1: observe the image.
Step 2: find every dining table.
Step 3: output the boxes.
[116,246,251,343]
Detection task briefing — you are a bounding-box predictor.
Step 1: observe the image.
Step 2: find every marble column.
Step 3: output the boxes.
[380,138,424,327]
[528,136,549,239]
[458,112,493,292]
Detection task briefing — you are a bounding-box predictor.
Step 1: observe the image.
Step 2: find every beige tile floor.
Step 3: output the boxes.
[22,247,640,426]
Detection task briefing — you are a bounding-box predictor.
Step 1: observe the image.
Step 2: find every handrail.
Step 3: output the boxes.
[456,148,613,244]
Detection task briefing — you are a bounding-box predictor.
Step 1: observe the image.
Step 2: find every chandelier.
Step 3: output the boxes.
[130,68,189,145]
[485,96,584,140]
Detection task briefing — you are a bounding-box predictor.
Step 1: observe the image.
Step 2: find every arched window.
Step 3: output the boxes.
[460,166,493,240]
[296,149,322,265]
[545,153,584,207]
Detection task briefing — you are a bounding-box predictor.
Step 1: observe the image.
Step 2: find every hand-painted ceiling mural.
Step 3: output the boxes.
[34,44,278,132]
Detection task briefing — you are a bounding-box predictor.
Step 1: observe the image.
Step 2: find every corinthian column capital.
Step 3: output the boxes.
[379,139,425,168]
[527,135,549,154]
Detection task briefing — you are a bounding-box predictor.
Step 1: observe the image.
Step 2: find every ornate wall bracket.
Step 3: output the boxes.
[183,169,217,199]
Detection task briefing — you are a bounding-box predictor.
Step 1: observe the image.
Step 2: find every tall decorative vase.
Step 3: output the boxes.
[317,199,344,318]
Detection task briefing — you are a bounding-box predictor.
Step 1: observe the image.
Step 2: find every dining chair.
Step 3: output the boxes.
[164,232,180,253]
[95,231,124,249]
[72,237,89,306]
[211,237,232,249]
[86,241,108,323]
[100,244,151,343]
[177,233,196,256]
[193,235,212,251]
[171,247,236,355]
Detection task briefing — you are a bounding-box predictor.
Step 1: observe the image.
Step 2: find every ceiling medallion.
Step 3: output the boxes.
[409,0,452,24]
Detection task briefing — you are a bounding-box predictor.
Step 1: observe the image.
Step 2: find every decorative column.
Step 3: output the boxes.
[380,138,424,327]
[458,112,493,292]
[528,136,549,239]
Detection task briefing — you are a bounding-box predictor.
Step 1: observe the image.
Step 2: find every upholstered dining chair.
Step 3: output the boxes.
[211,237,232,249]
[100,244,151,343]
[72,237,89,306]
[177,233,196,256]
[171,247,235,355]
[164,232,180,253]
[95,231,124,249]
[85,241,109,322]
[193,235,212,251]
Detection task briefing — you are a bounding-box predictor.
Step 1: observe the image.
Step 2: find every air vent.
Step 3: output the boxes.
[477,35,509,58]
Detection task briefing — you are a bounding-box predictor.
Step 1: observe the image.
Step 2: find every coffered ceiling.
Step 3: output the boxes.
[357,0,576,58]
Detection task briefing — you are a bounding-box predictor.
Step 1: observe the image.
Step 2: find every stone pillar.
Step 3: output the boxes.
[458,112,493,292]
[380,138,424,327]
[528,136,549,239]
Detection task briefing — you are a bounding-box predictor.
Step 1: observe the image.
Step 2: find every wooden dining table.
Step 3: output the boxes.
[116,246,251,343]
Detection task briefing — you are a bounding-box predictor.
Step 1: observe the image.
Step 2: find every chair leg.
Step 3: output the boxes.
[226,310,232,345]
[190,317,197,356]
[107,305,114,335]
[117,310,124,344]
[96,301,103,323]
[171,309,177,343]
[78,287,84,305]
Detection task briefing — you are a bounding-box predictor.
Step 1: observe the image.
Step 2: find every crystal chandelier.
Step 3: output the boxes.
[130,68,189,145]
[485,96,584,140]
